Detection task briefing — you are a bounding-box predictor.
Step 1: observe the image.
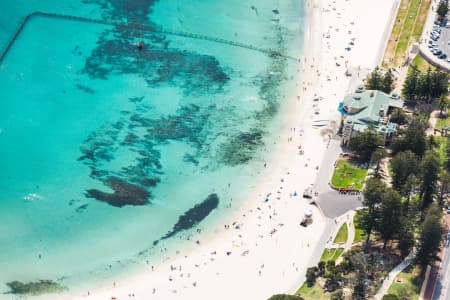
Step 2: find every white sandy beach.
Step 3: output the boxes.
[41,0,397,299]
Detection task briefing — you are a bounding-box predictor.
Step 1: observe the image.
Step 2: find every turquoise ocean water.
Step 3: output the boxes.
[0,0,305,294]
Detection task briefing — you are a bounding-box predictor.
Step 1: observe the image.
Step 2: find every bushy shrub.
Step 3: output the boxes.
[306,266,318,287]
[330,289,344,300]
[382,294,400,300]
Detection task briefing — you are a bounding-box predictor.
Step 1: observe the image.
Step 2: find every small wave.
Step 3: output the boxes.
[242,96,258,102]
[23,193,43,201]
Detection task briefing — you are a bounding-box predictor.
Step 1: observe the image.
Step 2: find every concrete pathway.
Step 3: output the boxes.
[344,212,355,250]
[374,252,414,300]
[329,211,356,265]
[428,214,450,300]
[327,210,356,249]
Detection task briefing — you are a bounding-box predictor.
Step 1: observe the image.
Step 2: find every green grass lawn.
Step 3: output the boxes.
[434,136,448,168]
[384,0,431,68]
[410,53,435,73]
[387,265,423,300]
[353,209,366,243]
[320,248,344,262]
[436,113,450,128]
[395,0,421,65]
[331,159,367,190]
[296,283,330,300]
[333,223,348,244]
[383,0,409,67]
[413,0,432,40]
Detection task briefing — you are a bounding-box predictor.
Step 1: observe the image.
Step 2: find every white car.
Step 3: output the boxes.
[447,57,450,62]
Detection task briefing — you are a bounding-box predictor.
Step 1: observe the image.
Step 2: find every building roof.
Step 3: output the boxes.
[343,89,390,125]
[389,98,404,108]
[343,94,371,111]
[342,88,401,134]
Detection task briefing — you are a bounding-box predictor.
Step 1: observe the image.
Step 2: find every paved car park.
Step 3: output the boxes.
[418,4,450,71]
[427,18,450,61]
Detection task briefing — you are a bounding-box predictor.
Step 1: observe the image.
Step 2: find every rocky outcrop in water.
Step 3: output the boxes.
[86,176,150,207]
[153,193,219,245]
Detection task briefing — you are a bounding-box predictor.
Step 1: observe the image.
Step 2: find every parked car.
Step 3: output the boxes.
[447,57,450,62]
[440,53,447,59]
[431,36,439,41]
[447,207,450,214]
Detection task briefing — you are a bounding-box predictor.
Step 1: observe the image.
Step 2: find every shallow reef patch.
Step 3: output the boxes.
[86,176,150,207]
[79,102,213,206]
[75,203,89,213]
[218,129,265,166]
[153,193,219,245]
[77,0,291,208]
[6,280,66,295]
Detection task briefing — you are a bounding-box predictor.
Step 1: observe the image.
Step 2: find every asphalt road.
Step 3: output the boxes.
[430,214,450,300]
[313,137,362,219]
